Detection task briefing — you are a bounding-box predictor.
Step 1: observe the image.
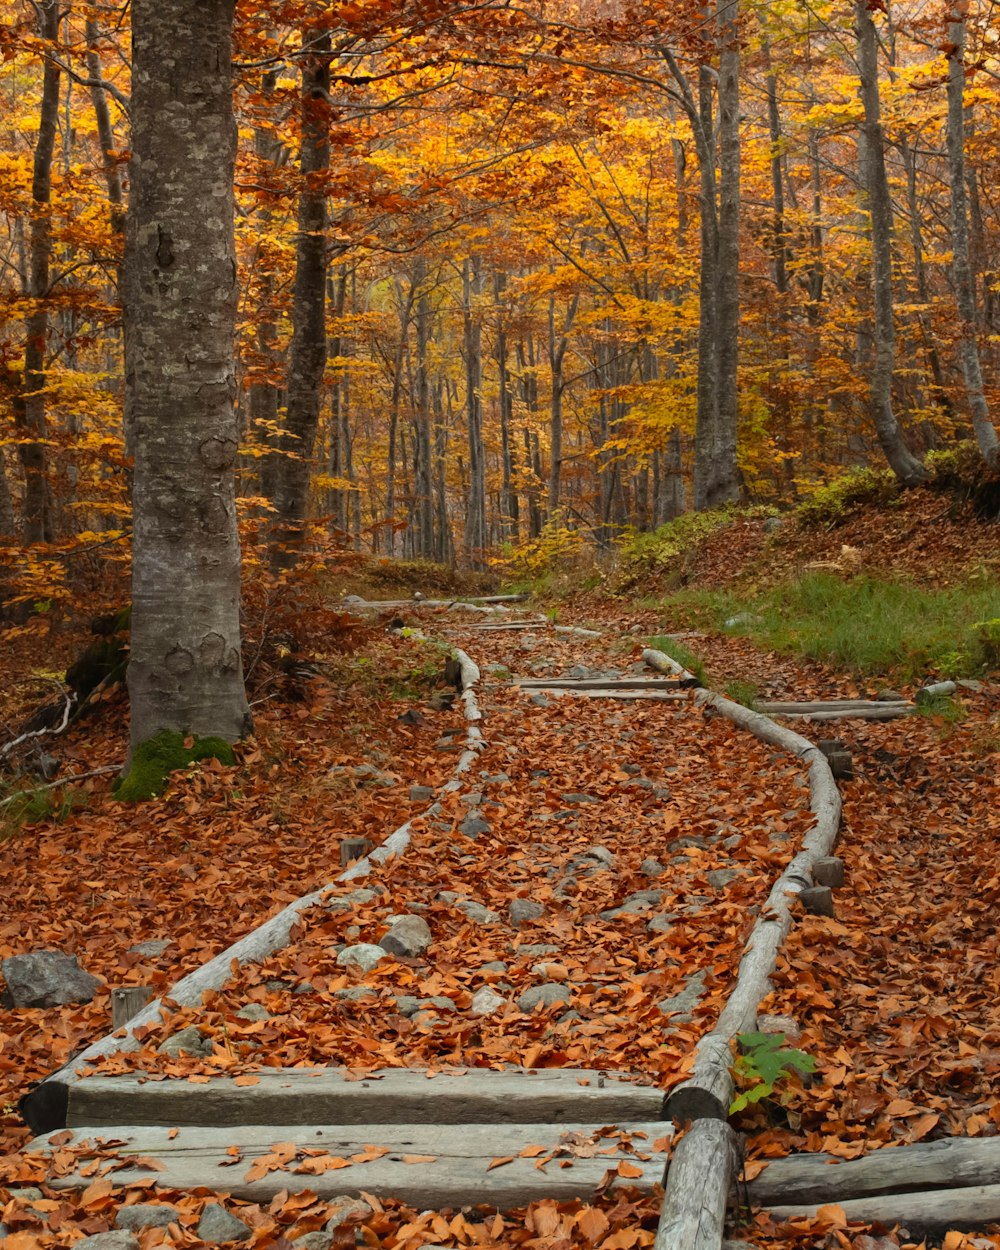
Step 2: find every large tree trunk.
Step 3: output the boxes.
[269,33,331,568]
[19,0,60,544]
[945,8,998,467]
[855,0,927,485]
[126,0,249,748]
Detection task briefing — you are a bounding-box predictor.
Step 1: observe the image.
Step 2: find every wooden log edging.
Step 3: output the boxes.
[642,649,842,1250]
[19,639,487,1136]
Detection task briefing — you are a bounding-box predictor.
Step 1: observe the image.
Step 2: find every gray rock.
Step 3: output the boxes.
[296,1233,333,1250]
[657,970,707,1019]
[601,889,664,920]
[518,943,561,957]
[957,678,984,693]
[567,664,590,679]
[580,845,616,868]
[9,1187,43,1202]
[265,978,292,991]
[197,1202,251,1243]
[640,858,665,877]
[875,688,906,702]
[438,892,500,925]
[157,1025,212,1058]
[236,1003,271,1022]
[116,1204,182,1231]
[529,693,550,708]
[460,809,491,838]
[647,915,675,934]
[326,887,379,911]
[762,516,783,534]
[394,995,421,1017]
[621,763,642,775]
[409,785,434,802]
[325,1198,373,1231]
[129,939,172,957]
[707,869,739,890]
[756,1013,801,1041]
[509,899,544,927]
[470,987,506,1016]
[336,986,377,1002]
[481,772,510,784]
[518,983,571,1012]
[478,960,507,973]
[460,792,485,806]
[722,834,742,850]
[529,660,554,675]
[561,792,598,804]
[75,1235,140,1250]
[293,981,315,995]
[336,943,385,972]
[485,663,510,677]
[380,915,432,958]
[1,950,102,1008]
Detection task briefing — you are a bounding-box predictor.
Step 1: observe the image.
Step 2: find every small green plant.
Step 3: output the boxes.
[730,1032,816,1115]
[915,692,967,724]
[1,784,87,839]
[975,618,1000,669]
[724,679,758,709]
[647,635,709,687]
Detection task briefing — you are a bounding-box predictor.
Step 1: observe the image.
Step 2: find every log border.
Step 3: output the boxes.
[19,635,486,1135]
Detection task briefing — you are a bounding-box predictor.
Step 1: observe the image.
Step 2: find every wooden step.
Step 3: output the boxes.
[63,1067,666,1129]
[34,1120,670,1208]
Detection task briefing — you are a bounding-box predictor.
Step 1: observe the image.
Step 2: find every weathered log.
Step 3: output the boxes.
[62,1067,666,1129]
[770,707,908,722]
[812,856,844,888]
[916,680,958,705]
[35,1119,667,1209]
[665,689,841,1124]
[513,677,691,691]
[767,1183,1000,1234]
[643,647,699,685]
[761,700,909,714]
[21,638,486,1135]
[748,1135,1000,1207]
[655,1119,738,1250]
[519,689,689,702]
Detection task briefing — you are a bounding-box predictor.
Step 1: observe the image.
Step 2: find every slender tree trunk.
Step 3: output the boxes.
[463,258,486,561]
[269,33,331,567]
[546,292,578,515]
[19,0,60,544]
[126,0,248,748]
[494,272,518,542]
[412,270,433,559]
[713,0,741,505]
[945,8,998,466]
[855,0,927,485]
[85,18,125,238]
[385,277,415,555]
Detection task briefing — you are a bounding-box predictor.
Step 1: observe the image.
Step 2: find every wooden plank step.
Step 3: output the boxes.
[64,1067,666,1129]
[511,677,690,691]
[34,1120,669,1208]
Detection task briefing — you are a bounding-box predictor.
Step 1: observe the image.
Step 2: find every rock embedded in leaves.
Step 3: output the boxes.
[657,969,707,1019]
[380,914,432,958]
[129,938,172,957]
[325,1197,373,1231]
[409,785,434,802]
[460,809,491,838]
[336,943,385,972]
[326,886,379,911]
[640,858,665,877]
[470,986,506,1016]
[508,898,544,927]
[1,950,102,1008]
[706,868,739,891]
[157,1025,213,1058]
[236,1003,271,1022]
[75,1234,140,1250]
[115,1204,182,1231]
[518,983,571,1012]
[197,1202,251,1243]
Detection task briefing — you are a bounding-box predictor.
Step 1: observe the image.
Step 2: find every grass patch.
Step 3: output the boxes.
[646,635,710,687]
[661,572,1000,681]
[724,679,759,709]
[1,784,87,840]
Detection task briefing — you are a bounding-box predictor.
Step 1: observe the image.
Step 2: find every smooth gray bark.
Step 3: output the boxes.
[20,0,60,544]
[125,0,249,747]
[84,18,125,240]
[270,34,331,567]
[462,257,486,560]
[855,0,927,485]
[945,10,999,466]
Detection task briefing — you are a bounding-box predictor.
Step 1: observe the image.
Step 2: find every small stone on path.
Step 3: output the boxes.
[470,986,506,1016]
[116,1204,182,1231]
[640,858,665,877]
[336,944,385,972]
[158,1025,212,1058]
[460,810,491,838]
[657,970,707,1019]
[325,1198,373,1231]
[197,1202,251,1243]
[518,983,571,1012]
[509,899,544,927]
[409,785,434,802]
[380,915,432,958]
[236,1003,271,1022]
[75,1235,139,1250]
[706,868,739,890]
[129,939,172,957]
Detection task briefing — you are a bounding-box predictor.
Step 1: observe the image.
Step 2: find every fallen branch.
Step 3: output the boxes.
[1,683,74,761]
[642,646,699,685]
[655,1119,738,1250]
[768,1183,1000,1235]
[0,765,119,808]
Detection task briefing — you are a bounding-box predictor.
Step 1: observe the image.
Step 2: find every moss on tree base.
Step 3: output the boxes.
[113,730,236,802]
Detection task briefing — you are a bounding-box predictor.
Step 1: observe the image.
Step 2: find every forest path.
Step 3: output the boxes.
[7,603,1000,1246]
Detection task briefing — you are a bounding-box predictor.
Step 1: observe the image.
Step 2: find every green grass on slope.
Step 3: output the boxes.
[656,572,1000,680]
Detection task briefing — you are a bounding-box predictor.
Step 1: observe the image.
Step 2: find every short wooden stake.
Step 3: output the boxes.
[799,885,835,917]
[112,986,154,1030]
[813,856,845,889]
[817,739,853,780]
[340,836,372,867]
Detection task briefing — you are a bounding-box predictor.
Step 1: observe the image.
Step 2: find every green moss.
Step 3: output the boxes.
[113,730,236,802]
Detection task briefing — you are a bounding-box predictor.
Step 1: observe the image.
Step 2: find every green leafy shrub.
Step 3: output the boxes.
[113,730,236,802]
[796,467,898,528]
[1,785,87,839]
[730,1031,816,1115]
